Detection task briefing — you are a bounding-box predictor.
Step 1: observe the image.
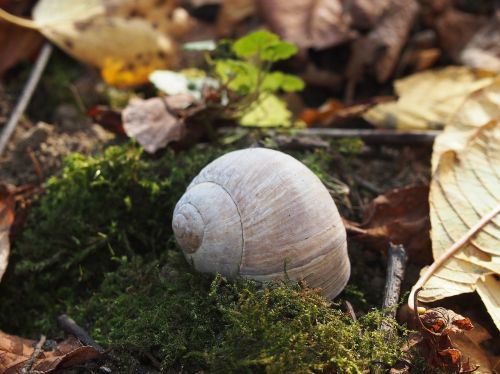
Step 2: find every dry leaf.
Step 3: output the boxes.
[0,22,43,76]
[345,185,432,265]
[432,77,500,171]
[216,0,255,36]
[2,0,193,86]
[256,0,356,50]
[346,0,419,85]
[363,66,494,129]
[460,16,500,73]
[122,94,194,153]
[0,185,15,282]
[411,290,481,373]
[299,97,393,127]
[0,331,101,373]
[435,7,486,63]
[418,121,500,329]
[345,0,391,30]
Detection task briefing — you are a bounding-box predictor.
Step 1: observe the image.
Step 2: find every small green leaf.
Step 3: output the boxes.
[261,72,304,92]
[261,42,298,62]
[233,30,279,59]
[233,30,298,62]
[215,60,258,94]
[281,74,304,92]
[240,93,292,127]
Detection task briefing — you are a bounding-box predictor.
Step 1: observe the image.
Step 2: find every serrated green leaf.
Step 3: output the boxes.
[215,59,258,94]
[233,30,298,62]
[240,93,292,127]
[261,72,304,92]
[281,74,304,92]
[233,30,279,58]
[261,42,298,62]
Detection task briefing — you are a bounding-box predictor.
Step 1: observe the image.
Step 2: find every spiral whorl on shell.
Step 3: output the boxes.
[172,148,350,299]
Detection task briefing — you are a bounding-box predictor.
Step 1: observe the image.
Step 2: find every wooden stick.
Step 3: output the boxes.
[0,42,52,157]
[57,314,104,352]
[381,243,408,326]
[294,128,440,146]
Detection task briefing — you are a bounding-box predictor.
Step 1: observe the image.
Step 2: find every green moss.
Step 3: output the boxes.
[79,253,407,373]
[0,141,412,372]
[0,143,225,335]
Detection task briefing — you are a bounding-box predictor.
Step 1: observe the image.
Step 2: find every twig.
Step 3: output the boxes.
[20,335,46,373]
[372,244,408,374]
[381,243,408,330]
[0,42,53,157]
[27,147,44,182]
[352,174,383,195]
[408,203,500,311]
[57,314,104,352]
[293,128,440,146]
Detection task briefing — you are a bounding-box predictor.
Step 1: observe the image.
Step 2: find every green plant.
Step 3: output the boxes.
[213,30,304,127]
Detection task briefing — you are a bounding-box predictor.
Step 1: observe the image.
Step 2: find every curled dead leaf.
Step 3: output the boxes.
[0,331,101,373]
[411,290,480,373]
[256,0,356,50]
[345,185,432,265]
[122,94,195,153]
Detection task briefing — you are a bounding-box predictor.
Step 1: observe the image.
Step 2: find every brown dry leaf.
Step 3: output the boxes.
[0,0,193,86]
[409,290,479,372]
[345,0,391,30]
[0,22,43,76]
[0,185,15,282]
[0,0,44,76]
[122,94,194,153]
[346,0,419,85]
[299,97,394,127]
[449,322,497,373]
[418,121,500,329]
[216,0,255,36]
[345,185,432,265]
[363,66,494,129]
[435,7,486,63]
[0,331,101,373]
[256,0,356,50]
[460,15,500,73]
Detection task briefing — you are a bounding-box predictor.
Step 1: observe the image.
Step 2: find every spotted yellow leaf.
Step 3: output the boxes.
[0,0,192,86]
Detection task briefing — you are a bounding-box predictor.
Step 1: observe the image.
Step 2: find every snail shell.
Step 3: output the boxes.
[172,148,350,299]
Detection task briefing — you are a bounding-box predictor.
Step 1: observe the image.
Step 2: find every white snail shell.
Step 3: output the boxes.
[172,148,350,299]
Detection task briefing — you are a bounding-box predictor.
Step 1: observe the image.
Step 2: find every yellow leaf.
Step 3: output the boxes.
[0,0,193,86]
[432,77,500,171]
[418,121,500,329]
[363,66,494,129]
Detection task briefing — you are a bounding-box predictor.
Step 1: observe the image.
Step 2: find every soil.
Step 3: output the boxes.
[0,102,114,185]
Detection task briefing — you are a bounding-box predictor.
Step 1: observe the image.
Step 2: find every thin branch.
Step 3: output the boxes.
[293,128,440,146]
[20,335,46,373]
[408,203,500,311]
[0,43,53,157]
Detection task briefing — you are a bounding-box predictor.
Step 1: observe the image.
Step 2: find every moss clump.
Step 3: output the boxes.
[0,141,410,372]
[80,252,407,373]
[0,143,225,335]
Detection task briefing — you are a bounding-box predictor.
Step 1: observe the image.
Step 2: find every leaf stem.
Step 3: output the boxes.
[0,7,39,29]
[408,203,500,311]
